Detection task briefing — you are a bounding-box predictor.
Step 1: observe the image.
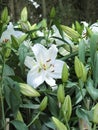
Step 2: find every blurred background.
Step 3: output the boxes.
[0,0,98,25]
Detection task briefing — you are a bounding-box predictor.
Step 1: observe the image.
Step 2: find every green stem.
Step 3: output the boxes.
[79,79,87,109]
[0,56,6,130]
[65,117,70,130]
[93,123,96,130]
[27,111,41,127]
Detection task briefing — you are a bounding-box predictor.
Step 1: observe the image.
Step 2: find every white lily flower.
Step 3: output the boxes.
[24,44,64,88]
[0,22,24,42]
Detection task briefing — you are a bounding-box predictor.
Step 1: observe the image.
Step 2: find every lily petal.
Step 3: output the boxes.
[31,44,47,63]
[27,69,45,88]
[24,56,36,69]
[45,76,56,86]
[47,44,58,62]
[48,60,64,79]
[0,22,24,42]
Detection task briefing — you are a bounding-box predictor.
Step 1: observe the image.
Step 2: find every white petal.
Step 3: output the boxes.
[45,76,56,86]
[0,22,24,42]
[48,60,64,79]
[47,44,58,62]
[27,69,45,88]
[31,44,47,63]
[24,56,36,69]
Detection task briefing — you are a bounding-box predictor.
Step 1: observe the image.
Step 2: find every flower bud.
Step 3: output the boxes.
[16,111,23,122]
[93,103,98,124]
[62,63,69,83]
[57,84,65,104]
[52,117,67,130]
[39,96,48,111]
[62,95,72,121]
[1,7,8,23]
[19,83,40,97]
[80,64,87,82]
[74,56,83,78]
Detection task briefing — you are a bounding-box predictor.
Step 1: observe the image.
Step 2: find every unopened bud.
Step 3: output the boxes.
[52,117,67,130]
[74,57,83,78]
[62,95,72,121]
[16,111,23,122]
[93,103,98,124]
[39,96,48,111]
[62,63,69,83]
[57,84,65,104]
[19,83,40,97]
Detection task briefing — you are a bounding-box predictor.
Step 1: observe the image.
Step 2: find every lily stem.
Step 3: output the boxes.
[93,123,96,130]
[0,56,6,130]
[27,111,41,127]
[79,79,87,109]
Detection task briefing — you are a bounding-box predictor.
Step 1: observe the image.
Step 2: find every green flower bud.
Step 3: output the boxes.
[5,41,11,58]
[62,63,69,83]
[39,96,48,111]
[80,64,87,82]
[1,7,8,23]
[93,103,98,124]
[57,84,65,104]
[74,56,83,78]
[16,111,23,122]
[21,7,28,22]
[62,95,72,121]
[19,83,40,97]
[52,117,67,130]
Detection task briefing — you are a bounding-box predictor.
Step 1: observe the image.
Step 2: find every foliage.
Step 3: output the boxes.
[0,7,98,130]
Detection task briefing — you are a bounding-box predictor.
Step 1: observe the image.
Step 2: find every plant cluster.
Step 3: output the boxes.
[0,7,98,130]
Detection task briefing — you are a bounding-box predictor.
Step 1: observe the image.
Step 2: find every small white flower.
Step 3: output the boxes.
[0,22,24,42]
[24,44,64,88]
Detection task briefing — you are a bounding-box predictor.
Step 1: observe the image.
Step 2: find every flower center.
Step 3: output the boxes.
[40,59,54,72]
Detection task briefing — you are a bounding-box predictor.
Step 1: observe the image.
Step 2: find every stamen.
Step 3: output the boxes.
[3,39,9,43]
[46,59,51,62]
[43,64,46,70]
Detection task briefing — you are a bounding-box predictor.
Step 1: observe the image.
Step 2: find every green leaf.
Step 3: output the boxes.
[20,103,39,109]
[11,120,28,130]
[4,77,21,116]
[75,88,86,105]
[48,96,59,116]
[76,108,89,123]
[3,64,15,76]
[21,7,28,22]
[79,39,85,63]
[90,34,98,67]
[86,78,98,101]
[18,43,28,69]
[93,51,98,87]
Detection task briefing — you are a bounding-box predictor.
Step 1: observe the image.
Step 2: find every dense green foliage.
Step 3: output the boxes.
[0,7,98,130]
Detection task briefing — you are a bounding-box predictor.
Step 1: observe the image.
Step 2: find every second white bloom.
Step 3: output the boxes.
[24,44,64,88]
